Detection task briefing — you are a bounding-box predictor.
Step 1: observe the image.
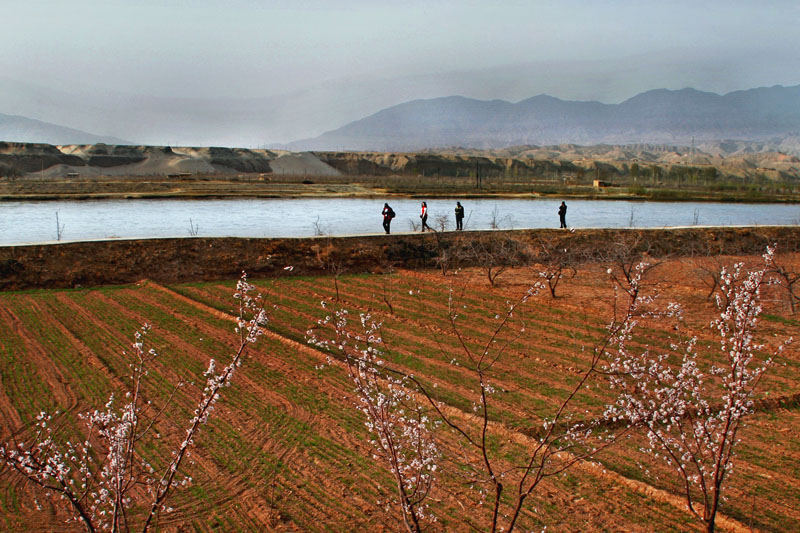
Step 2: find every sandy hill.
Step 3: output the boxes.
[1,141,798,182]
[0,143,340,178]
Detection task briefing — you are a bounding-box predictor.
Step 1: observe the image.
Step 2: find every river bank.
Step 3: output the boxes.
[1,175,799,203]
[1,226,798,291]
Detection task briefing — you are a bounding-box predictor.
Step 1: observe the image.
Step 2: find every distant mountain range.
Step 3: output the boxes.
[284,85,800,152]
[0,112,128,145]
[3,83,800,154]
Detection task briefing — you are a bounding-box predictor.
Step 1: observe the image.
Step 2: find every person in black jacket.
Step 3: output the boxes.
[382,203,394,234]
[454,201,464,230]
[558,201,567,229]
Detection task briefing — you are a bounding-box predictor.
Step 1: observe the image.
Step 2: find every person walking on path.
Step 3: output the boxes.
[420,201,431,232]
[454,201,465,230]
[558,201,568,229]
[382,203,395,234]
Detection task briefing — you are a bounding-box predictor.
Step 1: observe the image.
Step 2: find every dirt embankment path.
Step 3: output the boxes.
[1,226,799,291]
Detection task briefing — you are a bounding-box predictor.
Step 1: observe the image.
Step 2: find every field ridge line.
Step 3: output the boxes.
[144,280,754,532]
[0,304,77,414]
[142,280,330,364]
[438,402,754,533]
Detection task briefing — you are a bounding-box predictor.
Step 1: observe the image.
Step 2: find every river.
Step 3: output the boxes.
[1,198,798,245]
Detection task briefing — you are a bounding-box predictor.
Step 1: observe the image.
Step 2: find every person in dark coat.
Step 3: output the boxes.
[420,201,431,232]
[454,201,464,230]
[558,201,567,229]
[382,203,394,234]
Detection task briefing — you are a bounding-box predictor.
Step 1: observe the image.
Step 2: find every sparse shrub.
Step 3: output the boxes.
[55,211,65,241]
[768,251,800,313]
[434,213,449,232]
[464,234,529,286]
[311,215,329,236]
[534,237,578,298]
[597,232,661,294]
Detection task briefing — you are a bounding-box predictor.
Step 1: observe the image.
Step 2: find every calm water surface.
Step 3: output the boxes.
[1,198,798,245]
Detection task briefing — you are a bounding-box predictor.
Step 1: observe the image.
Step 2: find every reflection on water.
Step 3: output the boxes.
[0,197,798,245]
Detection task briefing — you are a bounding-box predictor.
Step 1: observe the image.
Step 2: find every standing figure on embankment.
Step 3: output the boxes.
[558,201,568,229]
[455,201,464,230]
[420,201,431,232]
[382,203,395,234]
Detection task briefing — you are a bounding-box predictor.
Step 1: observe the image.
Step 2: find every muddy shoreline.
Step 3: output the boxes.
[2,175,798,203]
[1,226,798,291]
[1,185,798,204]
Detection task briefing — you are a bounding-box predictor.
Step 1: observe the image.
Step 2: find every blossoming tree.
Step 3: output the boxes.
[0,273,270,532]
[606,247,791,532]
[310,274,643,532]
[309,305,439,533]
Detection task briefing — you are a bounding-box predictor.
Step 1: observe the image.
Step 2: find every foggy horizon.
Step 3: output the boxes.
[3,0,800,146]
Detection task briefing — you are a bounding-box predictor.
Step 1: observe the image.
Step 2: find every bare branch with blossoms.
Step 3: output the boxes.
[411,278,641,533]
[605,246,792,533]
[1,271,271,533]
[310,270,641,532]
[307,304,439,533]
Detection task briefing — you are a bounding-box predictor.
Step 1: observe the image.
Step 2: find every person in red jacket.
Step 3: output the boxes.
[420,201,431,232]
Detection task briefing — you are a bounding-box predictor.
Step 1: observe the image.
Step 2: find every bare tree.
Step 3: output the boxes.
[311,215,330,236]
[691,257,727,302]
[596,232,661,298]
[686,240,739,305]
[489,205,501,229]
[420,231,462,277]
[1,273,270,532]
[768,253,800,313]
[313,237,346,301]
[488,205,515,230]
[55,211,65,241]
[534,237,578,298]
[464,234,528,286]
[377,267,399,315]
[434,213,450,232]
[407,283,639,532]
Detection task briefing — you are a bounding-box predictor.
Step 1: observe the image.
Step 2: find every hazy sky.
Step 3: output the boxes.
[5,0,800,103]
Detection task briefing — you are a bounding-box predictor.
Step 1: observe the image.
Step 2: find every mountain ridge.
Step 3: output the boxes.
[0,112,129,145]
[284,84,800,152]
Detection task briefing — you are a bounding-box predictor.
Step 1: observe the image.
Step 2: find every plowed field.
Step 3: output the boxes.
[1,253,798,532]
